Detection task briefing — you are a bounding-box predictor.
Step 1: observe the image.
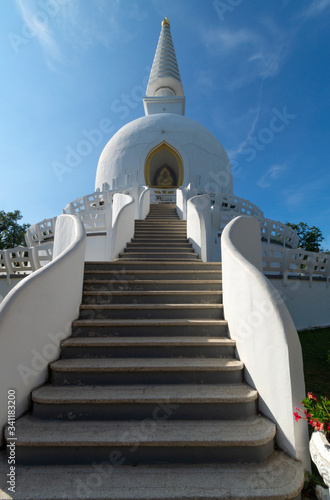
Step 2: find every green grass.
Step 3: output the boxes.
[298,327,330,399]
[298,327,330,499]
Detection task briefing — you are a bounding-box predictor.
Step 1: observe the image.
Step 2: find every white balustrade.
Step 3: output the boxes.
[63,190,116,235]
[63,190,113,215]
[217,212,239,232]
[284,250,330,285]
[31,242,54,270]
[79,211,107,232]
[25,217,57,247]
[0,251,7,275]
[260,218,299,248]
[3,245,35,276]
[262,247,330,285]
[262,247,287,276]
[215,193,264,218]
[217,212,299,249]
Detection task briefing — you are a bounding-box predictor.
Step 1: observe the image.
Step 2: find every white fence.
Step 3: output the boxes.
[263,247,330,285]
[25,217,57,247]
[215,193,264,218]
[63,190,114,234]
[0,186,149,280]
[216,212,299,249]
[0,242,54,281]
[209,193,329,283]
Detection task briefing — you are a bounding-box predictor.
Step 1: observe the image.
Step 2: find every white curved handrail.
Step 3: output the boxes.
[139,186,150,220]
[221,215,310,472]
[110,193,135,260]
[0,215,86,437]
[187,194,211,261]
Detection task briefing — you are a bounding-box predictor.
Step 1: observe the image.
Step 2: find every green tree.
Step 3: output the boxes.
[0,210,30,250]
[286,222,324,252]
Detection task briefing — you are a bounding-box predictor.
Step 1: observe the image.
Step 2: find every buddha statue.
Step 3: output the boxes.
[156,167,174,186]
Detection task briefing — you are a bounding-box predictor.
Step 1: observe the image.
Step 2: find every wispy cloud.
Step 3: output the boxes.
[196,69,218,90]
[227,80,264,160]
[13,0,147,67]
[14,0,62,63]
[281,177,327,210]
[302,0,330,18]
[200,23,289,88]
[257,164,287,188]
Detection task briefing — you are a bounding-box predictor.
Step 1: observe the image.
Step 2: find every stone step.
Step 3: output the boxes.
[82,290,222,304]
[148,207,177,211]
[135,225,186,229]
[118,253,199,260]
[84,261,221,271]
[127,242,193,248]
[0,450,304,499]
[72,318,228,337]
[146,210,179,213]
[124,247,195,253]
[60,336,235,358]
[135,220,186,224]
[145,214,180,217]
[135,224,187,230]
[135,225,186,230]
[50,358,243,385]
[31,383,257,420]
[149,204,177,208]
[131,235,188,240]
[145,217,180,221]
[83,280,222,292]
[11,416,275,466]
[130,236,191,245]
[83,270,222,281]
[79,303,224,320]
[133,230,187,235]
[148,209,178,213]
[133,228,187,232]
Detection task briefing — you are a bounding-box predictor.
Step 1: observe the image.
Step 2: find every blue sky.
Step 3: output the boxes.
[1,0,329,249]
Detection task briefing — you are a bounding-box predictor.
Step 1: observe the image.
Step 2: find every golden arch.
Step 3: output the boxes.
[144,142,184,188]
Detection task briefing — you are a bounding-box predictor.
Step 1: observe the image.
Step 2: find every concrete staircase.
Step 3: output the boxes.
[1,203,304,499]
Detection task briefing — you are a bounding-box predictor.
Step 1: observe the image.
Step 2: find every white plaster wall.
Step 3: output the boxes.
[139,186,150,220]
[112,193,133,225]
[0,277,26,303]
[176,186,189,220]
[85,235,107,261]
[110,194,135,260]
[187,195,212,261]
[221,216,310,472]
[269,278,330,331]
[95,114,233,195]
[0,215,86,440]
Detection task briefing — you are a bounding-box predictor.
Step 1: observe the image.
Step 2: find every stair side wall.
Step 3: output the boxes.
[221,215,311,472]
[0,215,86,443]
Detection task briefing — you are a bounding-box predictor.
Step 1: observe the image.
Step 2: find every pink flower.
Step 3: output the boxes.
[294,412,302,422]
[316,421,324,432]
[308,392,317,401]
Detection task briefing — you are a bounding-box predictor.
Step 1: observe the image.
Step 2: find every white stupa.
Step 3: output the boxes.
[95,17,233,198]
[2,17,327,497]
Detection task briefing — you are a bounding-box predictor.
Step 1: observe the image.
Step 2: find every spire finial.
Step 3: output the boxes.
[143,17,185,116]
[146,17,184,98]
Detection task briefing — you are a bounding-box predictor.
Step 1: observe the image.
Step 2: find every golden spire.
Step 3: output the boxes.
[162,17,170,27]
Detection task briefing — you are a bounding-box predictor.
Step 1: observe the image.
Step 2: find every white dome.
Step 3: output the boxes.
[95,113,233,194]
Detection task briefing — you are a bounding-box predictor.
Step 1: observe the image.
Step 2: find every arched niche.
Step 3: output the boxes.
[144,142,184,188]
